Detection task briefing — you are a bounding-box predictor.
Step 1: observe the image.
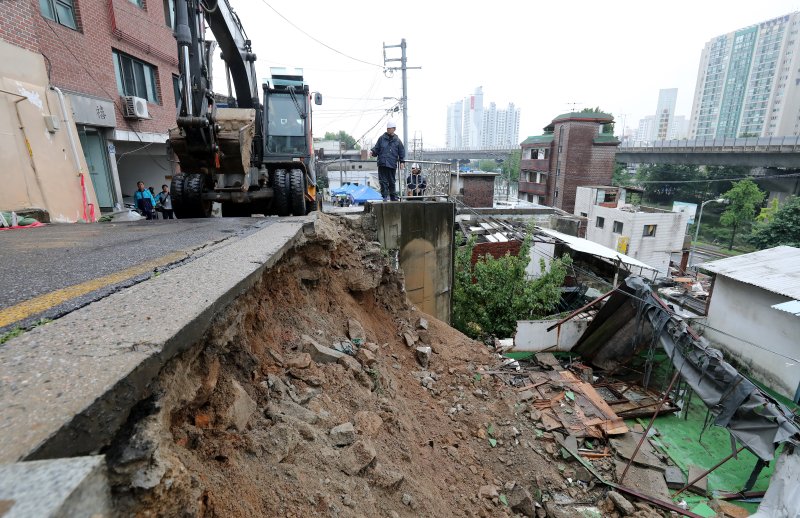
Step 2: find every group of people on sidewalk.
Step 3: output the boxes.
[370,120,427,201]
[133,182,174,220]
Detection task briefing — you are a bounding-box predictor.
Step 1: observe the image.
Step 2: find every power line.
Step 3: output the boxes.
[258,0,383,68]
[635,172,800,184]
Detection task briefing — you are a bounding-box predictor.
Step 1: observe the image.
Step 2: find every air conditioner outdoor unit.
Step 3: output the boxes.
[122,95,151,120]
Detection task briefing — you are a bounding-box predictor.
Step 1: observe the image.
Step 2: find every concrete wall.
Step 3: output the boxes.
[0,40,99,221]
[514,318,589,351]
[370,201,455,323]
[704,276,800,400]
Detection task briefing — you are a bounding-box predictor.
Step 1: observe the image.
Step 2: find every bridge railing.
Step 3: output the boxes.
[619,135,800,153]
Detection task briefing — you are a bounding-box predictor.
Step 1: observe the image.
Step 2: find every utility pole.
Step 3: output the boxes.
[383,39,421,187]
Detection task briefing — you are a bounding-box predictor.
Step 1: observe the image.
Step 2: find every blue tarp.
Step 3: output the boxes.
[350,185,382,204]
[330,184,358,195]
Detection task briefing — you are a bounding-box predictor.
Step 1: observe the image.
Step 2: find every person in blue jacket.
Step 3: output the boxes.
[370,120,405,201]
[134,181,157,220]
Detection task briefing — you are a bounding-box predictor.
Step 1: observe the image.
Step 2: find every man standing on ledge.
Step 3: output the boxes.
[370,120,405,201]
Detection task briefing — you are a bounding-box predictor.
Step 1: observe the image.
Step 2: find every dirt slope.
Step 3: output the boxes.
[106,214,647,518]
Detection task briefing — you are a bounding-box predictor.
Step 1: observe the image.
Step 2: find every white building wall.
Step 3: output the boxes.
[575,187,688,275]
[703,277,800,400]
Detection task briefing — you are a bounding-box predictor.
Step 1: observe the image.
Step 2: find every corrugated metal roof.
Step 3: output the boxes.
[536,227,659,274]
[772,300,800,317]
[697,246,800,299]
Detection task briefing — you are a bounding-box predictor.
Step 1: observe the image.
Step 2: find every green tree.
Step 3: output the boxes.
[612,163,634,187]
[324,130,359,150]
[636,163,704,205]
[580,106,614,133]
[501,150,521,182]
[749,196,800,249]
[452,233,569,338]
[719,179,765,250]
[478,159,500,172]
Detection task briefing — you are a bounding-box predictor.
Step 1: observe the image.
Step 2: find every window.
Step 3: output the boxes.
[642,224,657,237]
[596,216,605,228]
[612,221,623,233]
[113,50,159,103]
[172,74,181,107]
[580,212,588,218]
[163,0,175,28]
[39,0,77,29]
[129,0,144,7]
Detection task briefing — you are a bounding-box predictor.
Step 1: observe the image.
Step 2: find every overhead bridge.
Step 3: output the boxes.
[419,147,518,162]
[616,137,800,168]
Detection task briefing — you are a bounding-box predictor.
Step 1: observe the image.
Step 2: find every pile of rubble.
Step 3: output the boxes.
[106,215,687,517]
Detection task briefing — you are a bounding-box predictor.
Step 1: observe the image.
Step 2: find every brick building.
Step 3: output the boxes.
[450,172,499,208]
[519,112,620,213]
[0,0,180,212]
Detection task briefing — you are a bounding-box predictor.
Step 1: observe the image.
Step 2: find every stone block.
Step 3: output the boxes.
[285,353,312,369]
[355,348,377,367]
[340,440,377,475]
[301,334,345,363]
[222,380,257,431]
[338,354,362,374]
[330,422,356,446]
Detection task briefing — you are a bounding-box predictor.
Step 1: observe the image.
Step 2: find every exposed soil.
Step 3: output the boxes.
[106,214,665,518]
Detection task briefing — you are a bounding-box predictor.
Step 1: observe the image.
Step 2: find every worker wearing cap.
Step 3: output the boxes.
[406,163,427,197]
[370,120,405,201]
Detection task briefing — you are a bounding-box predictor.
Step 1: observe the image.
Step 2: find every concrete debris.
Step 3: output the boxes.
[402,332,416,347]
[340,440,377,475]
[285,353,312,369]
[337,354,362,374]
[415,346,431,368]
[192,356,220,407]
[370,462,405,490]
[607,490,635,516]
[329,422,356,446]
[300,334,345,363]
[417,317,429,330]
[221,380,257,431]
[508,484,537,516]
[478,485,499,499]
[363,342,379,353]
[355,348,377,367]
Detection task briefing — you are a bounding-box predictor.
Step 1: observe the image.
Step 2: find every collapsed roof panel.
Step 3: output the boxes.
[573,276,800,462]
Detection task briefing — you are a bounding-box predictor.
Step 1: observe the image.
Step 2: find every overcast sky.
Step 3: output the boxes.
[212,0,800,148]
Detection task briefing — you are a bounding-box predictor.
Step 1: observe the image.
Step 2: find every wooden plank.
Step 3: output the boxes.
[541,412,562,431]
[535,352,562,369]
[557,371,628,435]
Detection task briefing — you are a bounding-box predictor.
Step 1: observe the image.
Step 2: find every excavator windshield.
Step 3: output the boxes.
[266,93,307,155]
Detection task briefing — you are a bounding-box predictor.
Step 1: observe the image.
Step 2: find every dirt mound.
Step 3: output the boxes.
[106,214,640,517]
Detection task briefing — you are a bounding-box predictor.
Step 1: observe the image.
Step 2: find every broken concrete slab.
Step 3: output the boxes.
[664,465,685,489]
[0,456,111,517]
[402,332,416,347]
[687,464,708,495]
[614,460,670,501]
[508,485,536,516]
[609,432,666,471]
[417,317,428,330]
[301,334,346,364]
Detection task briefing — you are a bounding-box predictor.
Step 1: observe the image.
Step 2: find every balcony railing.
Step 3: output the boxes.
[518,181,548,196]
[520,158,550,171]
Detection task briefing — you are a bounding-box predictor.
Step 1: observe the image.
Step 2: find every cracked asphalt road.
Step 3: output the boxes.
[0,217,280,333]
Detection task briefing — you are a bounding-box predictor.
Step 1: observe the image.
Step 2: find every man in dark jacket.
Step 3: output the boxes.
[370,120,405,201]
[406,163,427,197]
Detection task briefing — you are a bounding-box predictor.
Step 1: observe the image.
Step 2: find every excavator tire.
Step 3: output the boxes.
[289,169,306,216]
[171,173,188,218]
[273,169,290,217]
[182,173,213,218]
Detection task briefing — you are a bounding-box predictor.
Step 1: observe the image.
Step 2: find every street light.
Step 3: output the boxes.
[688,198,726,270]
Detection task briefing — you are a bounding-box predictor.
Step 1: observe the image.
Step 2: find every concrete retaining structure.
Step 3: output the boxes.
[369,201,455,323]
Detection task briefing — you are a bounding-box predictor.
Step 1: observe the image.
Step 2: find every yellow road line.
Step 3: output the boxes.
[0,251,188,329]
